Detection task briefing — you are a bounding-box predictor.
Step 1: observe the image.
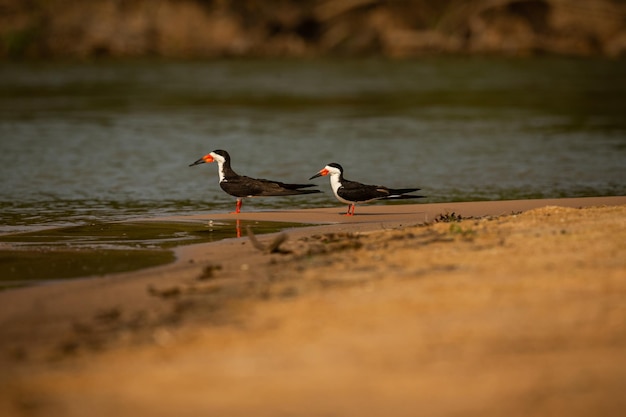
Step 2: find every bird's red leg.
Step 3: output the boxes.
[344,204,355,216]
[231,198,242,214]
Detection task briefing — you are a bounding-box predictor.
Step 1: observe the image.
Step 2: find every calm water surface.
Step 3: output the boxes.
[1,58,625,233]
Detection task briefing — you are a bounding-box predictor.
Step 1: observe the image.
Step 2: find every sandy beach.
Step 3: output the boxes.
[1,196,625,417]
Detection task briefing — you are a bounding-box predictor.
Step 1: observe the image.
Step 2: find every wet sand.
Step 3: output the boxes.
[1,196,625,417]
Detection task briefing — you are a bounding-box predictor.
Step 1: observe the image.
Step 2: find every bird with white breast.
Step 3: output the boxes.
[190,149,321,213]
[310,162,424,216]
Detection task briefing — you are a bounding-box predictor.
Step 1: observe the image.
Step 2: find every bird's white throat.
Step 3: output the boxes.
[217,163,226,182]
[329,173,342,196]
[210,152,227,183]
[328,172,354,205]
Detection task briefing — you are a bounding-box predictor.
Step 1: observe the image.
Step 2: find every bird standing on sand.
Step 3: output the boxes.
[190,150,321,213]
[310,162,424,216]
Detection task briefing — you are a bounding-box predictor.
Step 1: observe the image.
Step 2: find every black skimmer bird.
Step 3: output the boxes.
[190,150,321,213]
[310,162,424,216]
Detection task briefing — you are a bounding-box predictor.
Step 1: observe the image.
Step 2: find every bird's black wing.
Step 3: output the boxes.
[387,187,421,195]
[337,179,391,203]
[339,180,424,202]
[222,176,319,197]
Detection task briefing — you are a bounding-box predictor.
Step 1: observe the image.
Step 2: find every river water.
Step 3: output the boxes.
[1,57,625,233]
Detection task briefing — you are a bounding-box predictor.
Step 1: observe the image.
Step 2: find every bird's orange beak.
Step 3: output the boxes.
[189,153,214,167]
[309,168,329,180]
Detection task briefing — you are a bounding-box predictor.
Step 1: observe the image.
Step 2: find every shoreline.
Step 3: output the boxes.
[2,196,625,336]
[1,196,625,416]
[3,196,623,290]
[2,196,624,340]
